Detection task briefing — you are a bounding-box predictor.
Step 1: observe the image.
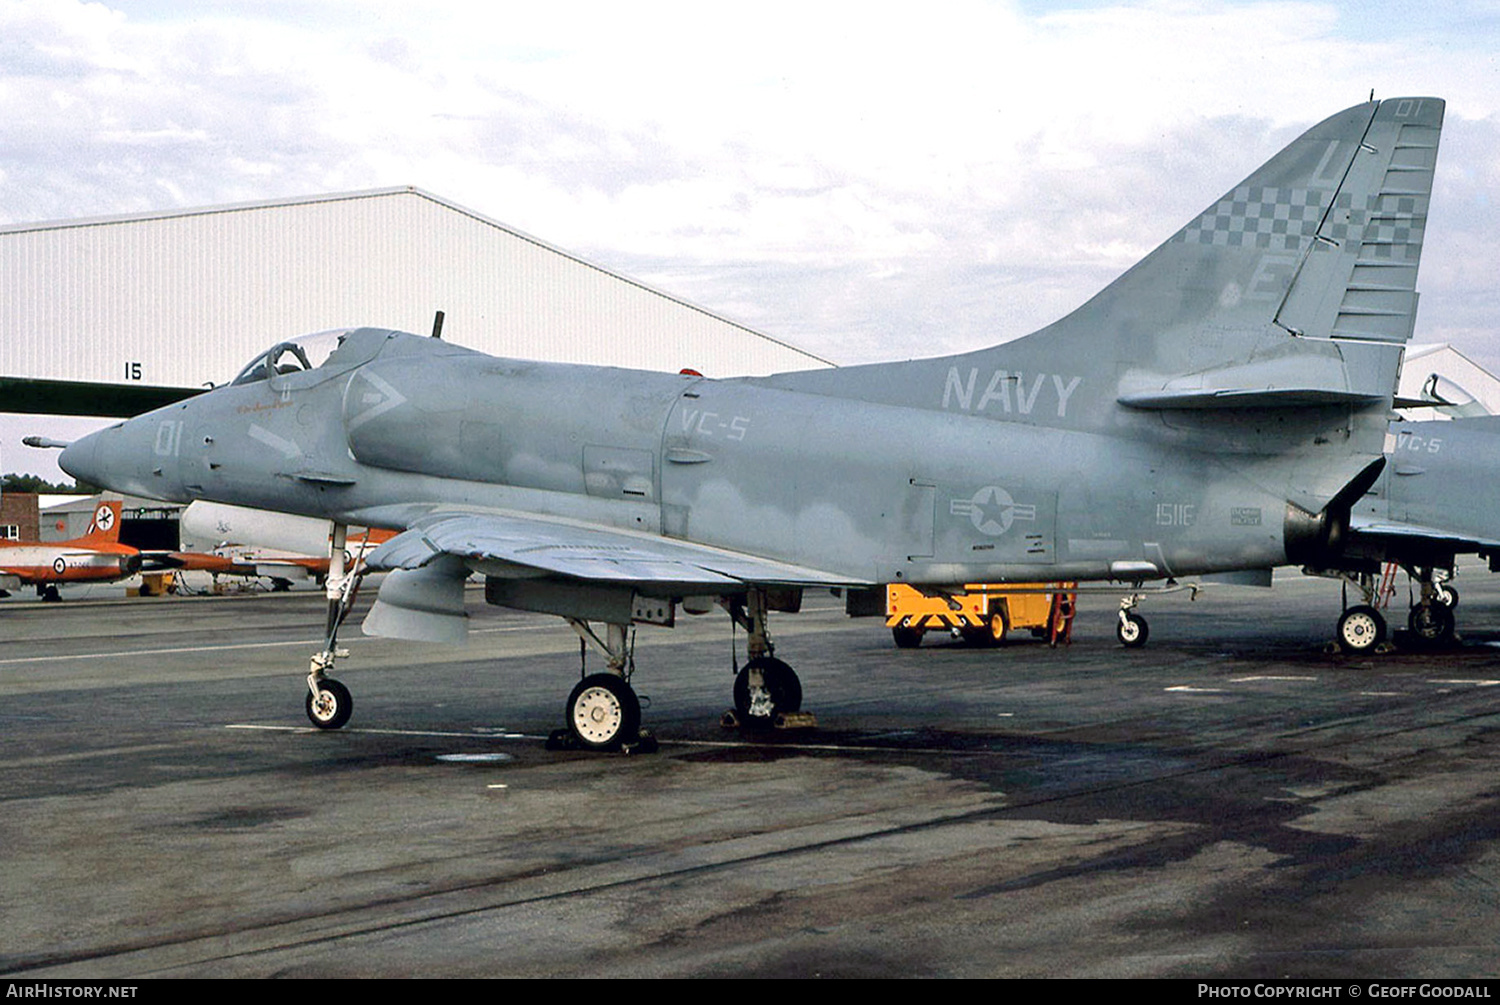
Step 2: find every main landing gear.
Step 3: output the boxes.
[723,588,809,731]
[1404,565,1457,646]
[548,620,655,753]
[1324,564,1457,654]
[547,587,809,752]
[1335,602,1387,654]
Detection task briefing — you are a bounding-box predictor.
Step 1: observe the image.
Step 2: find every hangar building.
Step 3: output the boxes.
[1397,343,1500,421]
[0,187,830,396]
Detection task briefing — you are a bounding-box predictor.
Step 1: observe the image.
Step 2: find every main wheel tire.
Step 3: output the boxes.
[305,677,353,730]
[1116,612,1149,648]
[891,625,923,649]
[1336,605,1387,653]
[566,673,641,750]
[1408,601,1455,643]
[733,656,802,725]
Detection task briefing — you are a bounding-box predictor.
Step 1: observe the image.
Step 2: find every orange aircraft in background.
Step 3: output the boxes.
[0,500,141,601]
[154,502,399,591]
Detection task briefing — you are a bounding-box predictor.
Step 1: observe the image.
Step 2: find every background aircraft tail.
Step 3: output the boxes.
[72,500,123,546]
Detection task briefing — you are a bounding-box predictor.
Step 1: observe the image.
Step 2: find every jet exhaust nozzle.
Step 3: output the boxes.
[1283,457,1386,566]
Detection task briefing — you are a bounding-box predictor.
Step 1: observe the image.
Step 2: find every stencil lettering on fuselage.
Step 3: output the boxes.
[942,368,1082,418]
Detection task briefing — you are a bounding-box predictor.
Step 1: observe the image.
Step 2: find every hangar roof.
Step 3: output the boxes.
[1398,343,1500,420]
[1,187,831,397]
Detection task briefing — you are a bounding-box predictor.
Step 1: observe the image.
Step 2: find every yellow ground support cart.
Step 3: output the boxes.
[886,582,1076,648]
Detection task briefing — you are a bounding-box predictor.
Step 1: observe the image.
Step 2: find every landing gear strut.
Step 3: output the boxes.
[305,522,366,729]
[553,620,648,751]
[1405,565,1456,646]
[1116,594,1149,648]
[1327,569,1387,654]
[725,588,808,729]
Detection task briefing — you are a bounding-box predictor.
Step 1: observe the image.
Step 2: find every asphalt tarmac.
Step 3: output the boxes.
[3,569,1500,978]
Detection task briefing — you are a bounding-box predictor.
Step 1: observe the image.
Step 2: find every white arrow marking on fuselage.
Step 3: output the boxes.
[345,370,409,432]
[249,424,302,459]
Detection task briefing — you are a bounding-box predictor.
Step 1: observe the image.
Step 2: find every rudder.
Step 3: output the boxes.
[74,500,123,545]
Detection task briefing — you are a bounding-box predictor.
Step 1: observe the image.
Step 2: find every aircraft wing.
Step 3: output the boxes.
[365,510,864,588]
[0,376,202,417]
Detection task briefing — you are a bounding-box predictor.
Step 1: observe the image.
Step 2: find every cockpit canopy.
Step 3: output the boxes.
[231,329,358,386]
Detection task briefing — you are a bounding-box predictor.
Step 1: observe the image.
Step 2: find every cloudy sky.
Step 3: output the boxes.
[3,0,1500,478]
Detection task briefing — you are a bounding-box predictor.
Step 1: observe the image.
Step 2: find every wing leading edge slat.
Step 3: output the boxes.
[366,511,865,588]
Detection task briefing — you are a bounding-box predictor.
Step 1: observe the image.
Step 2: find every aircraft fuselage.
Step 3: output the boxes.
[68,330,1304,587]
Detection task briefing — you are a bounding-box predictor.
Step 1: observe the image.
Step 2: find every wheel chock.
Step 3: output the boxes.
[720,709,817,730]
[546,727,657,754]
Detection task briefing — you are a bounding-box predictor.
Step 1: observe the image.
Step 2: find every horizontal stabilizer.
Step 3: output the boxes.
[1118,325,1403,410]
[1119,387,1385,409]
[1350,516,1500,553]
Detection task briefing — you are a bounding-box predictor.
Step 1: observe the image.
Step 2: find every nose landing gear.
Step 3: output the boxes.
[1116,594,1149,648]
[305,523,365,729]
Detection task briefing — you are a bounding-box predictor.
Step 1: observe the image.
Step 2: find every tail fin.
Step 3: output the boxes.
[762,97,1443,421]
[73,500,123,545]
[1093,96,1443,407]
[756,97,1444,520]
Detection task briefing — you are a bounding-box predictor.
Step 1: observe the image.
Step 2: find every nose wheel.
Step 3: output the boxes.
[306,677,352,730]
[1116,606,1149,648]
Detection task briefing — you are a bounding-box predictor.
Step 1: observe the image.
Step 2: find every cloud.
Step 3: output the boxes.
[0,0,1498,384]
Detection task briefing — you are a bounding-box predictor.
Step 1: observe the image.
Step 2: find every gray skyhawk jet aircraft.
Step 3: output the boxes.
[60,96,1444,749]
[1310,415,1500,651]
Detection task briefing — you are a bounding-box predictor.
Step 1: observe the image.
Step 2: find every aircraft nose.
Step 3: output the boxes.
[59,429,103,487]
[61,417,190,502]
